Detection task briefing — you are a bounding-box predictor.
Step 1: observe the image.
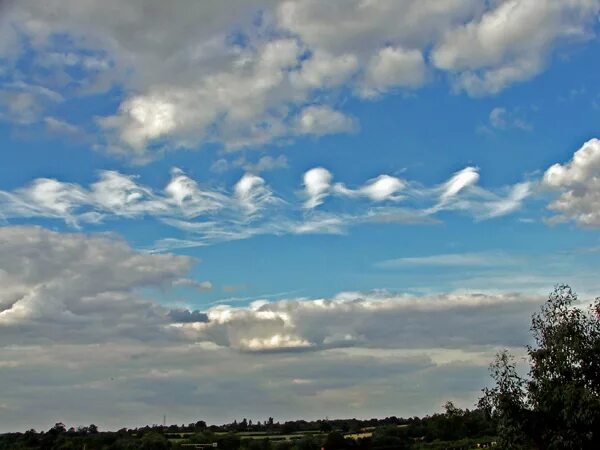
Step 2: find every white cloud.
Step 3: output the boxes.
[0,226,192,339]
[426,166,532,219]
[294,105,356,136]
[0,225,575,431]
[376,252,516,268]
[43,116,82,136]
[277,0,481,55]
[183,289,541,352]
[434,166,480,209]
[234,173,280,215]
[482,181,532,219]
[359,47,426,97]
[334,175,405,201]
[0,164,534,248]
[1,0,597,156]
[0,168,231,226]
[431,0,600,95]
[172,278,213,292]
[486,107,532,131]
[302,167,333,209]
[236,155,289,173]
[542,138,600,226]
[165,168,228,217]
[290,50,358,89]
[0,82,63,125]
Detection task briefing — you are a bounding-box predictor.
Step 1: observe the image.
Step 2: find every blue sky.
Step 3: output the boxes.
[1,0,600,432]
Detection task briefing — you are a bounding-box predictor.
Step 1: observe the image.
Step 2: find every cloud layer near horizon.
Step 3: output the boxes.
[0,225,546,431]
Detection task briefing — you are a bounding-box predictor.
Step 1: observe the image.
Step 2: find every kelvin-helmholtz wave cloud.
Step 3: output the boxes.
[1,0,600,434]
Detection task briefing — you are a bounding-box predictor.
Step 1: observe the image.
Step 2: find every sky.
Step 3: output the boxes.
[1,0,600,433]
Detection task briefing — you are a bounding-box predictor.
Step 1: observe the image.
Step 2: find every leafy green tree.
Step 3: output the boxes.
[294,436,319,450]
[139,432,171,450]
[273,440,294,450]
[217,432,242,450]
[481,285,600,449]
[479,350,529,448]
[323,431,347,450]
[243,439,272,450]
[527,284,600,448]
[371,425,412,449]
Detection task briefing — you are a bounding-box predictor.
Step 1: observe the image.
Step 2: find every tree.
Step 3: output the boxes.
[481,285,600,449]
[323,431,347,450]
[294,436,319,450]
[478,350,529,448]
[140,432,171,450]
[527,284,600,448]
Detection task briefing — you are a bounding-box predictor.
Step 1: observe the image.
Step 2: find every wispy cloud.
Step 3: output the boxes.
[0,165,535,250]
[376,252,518,269]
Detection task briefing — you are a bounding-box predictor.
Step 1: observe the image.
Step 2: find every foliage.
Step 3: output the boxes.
[481,285,600,449]
[478,351,529,448]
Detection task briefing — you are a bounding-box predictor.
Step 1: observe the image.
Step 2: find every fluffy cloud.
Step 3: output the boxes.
[0,224,564,431]
[431,0,600,95]
[359,47,426,97]
[2,0,597,157]
[0,227,541,353]
[180,290,540,352]
[294,105,356,136]
[0,226,193,343]
[543,138,600,226]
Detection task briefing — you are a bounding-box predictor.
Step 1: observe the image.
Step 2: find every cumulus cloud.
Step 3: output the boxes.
[0,224,565,431]
[290,50,358,89]
[542,138,600,226]
[0,226,193,343]
[294,105,356,136]
[431,0,600,95]
[359,47,426,97]
[2,0,594,157]
[181,290,540,352]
